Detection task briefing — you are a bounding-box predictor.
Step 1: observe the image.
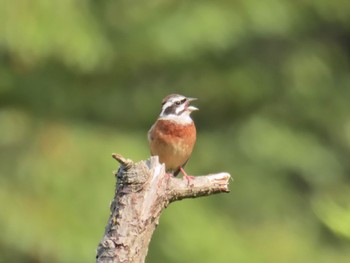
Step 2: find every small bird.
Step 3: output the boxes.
[148,94,198,181]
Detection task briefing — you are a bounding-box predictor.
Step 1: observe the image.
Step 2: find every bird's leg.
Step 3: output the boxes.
[179,166,195,182]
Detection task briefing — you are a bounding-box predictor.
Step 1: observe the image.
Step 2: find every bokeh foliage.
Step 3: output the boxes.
[1,0,350,262]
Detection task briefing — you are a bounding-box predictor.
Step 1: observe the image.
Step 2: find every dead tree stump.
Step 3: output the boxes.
[96,154,231,263]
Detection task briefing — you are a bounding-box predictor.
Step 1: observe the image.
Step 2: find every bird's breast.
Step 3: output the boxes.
[148,119,196,170]
[151,119,196,146]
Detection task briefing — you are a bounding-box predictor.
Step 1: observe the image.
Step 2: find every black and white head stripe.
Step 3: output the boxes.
[160,94,187,116]
[159,94,198,122]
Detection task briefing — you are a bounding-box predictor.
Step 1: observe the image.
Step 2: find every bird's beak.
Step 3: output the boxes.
[187,97,199,111]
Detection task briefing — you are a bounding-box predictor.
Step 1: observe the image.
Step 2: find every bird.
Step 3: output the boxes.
[148,94,198,181]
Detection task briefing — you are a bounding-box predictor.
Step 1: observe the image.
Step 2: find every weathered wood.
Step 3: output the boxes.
[96,154,231,263]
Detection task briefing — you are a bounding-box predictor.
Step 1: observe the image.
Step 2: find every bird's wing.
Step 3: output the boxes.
[147,125,154,142]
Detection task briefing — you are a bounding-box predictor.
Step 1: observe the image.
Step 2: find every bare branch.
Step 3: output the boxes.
[96,154,231,263]
[168,172,231,202]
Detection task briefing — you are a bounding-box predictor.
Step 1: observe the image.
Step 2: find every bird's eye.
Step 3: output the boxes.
[175,99,186,106]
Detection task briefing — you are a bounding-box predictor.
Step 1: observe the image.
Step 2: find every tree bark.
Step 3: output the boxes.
[96,154,231,263]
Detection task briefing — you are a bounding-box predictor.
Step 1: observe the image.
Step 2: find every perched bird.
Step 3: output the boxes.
[148,94,198,181]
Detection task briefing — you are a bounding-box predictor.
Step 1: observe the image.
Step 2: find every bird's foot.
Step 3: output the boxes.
[164,173,173,180]
[183,174,195,182]
[179,166,195,184]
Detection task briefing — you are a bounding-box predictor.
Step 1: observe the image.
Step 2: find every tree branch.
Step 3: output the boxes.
[168,172,230,202]
[96,154,231,263]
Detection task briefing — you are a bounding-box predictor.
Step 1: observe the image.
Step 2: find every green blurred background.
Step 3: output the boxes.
[1,0,350,262]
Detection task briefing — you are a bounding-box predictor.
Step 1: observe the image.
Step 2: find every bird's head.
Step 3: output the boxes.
[159,94,198,120]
